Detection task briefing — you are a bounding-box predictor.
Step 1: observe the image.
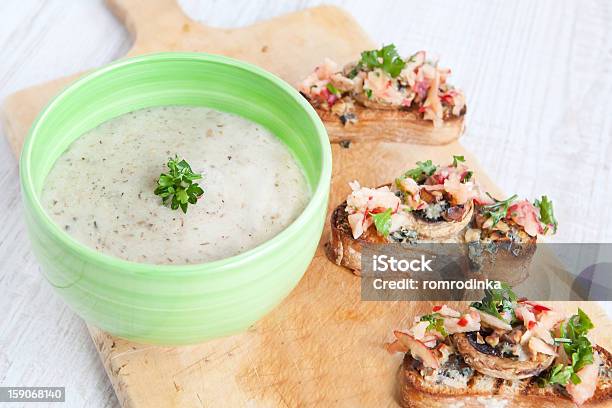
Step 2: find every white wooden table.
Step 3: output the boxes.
[0,1,610,407]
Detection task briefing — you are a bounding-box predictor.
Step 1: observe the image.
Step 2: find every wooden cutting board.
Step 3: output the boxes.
[2,1,610,407]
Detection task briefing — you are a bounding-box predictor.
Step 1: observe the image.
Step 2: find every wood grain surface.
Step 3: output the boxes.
[0,1,611,407]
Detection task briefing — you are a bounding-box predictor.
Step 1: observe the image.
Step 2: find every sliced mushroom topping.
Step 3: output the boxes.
[453,332,556,380]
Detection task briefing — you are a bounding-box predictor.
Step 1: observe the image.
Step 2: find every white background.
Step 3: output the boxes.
[0,1,611,406]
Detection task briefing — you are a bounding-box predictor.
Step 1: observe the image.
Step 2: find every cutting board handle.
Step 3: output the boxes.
[106,0,216,53]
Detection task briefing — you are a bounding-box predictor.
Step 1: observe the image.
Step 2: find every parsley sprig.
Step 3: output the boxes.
[358,44,406,78]
[534,195,558,234]
[420,313,448,337]
[372,208,393,237]
[401,160,437,183]
[479,193,518,228]
[154,156,204,214]
[452,155,465,167]
[541,309,594,387]
[470,283,517,322]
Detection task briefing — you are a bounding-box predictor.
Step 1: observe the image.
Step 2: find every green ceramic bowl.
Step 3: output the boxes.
[20,53,331,345]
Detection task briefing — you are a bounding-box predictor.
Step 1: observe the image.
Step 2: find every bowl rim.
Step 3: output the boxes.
[20,52,332,276]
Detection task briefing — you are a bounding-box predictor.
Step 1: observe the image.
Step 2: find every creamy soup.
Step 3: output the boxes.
[42,106,310,264]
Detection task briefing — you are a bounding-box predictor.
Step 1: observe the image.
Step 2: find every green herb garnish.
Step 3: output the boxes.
[372,208,393,237]
[420,313,448,337]
[470,283,517,321]
[326,82,341,96]
[534,195,558,234]
[565,308,595,338]
[347,66,359,79]
[358,44,406,78]
[479,193,518,228]
[365,88,373,99]
[540,309,594,387]
[462,170,473,182]
[543,364,575,386]
[402,160,437,183]
[452,155,465,167]
[154,156,204,214]
[562,309,594,372]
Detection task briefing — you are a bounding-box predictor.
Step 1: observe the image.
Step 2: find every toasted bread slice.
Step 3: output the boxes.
[398,346,612,407]
[326,201,383,275]
[465,237,537,286]
[326,198,473,275]
[315,105,465,145]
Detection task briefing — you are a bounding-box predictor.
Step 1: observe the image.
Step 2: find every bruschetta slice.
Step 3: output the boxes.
[387,291,611,407]
[327,156,480,274]
[297,45,466,144]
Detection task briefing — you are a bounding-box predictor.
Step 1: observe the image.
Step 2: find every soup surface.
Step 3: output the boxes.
[42,106,310,264]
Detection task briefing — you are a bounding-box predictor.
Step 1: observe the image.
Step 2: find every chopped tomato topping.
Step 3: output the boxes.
[519,300,551,313]
[458,317,468,327]
[507,200,543,237]
[369,207,385,214]
[440,93,454,104]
